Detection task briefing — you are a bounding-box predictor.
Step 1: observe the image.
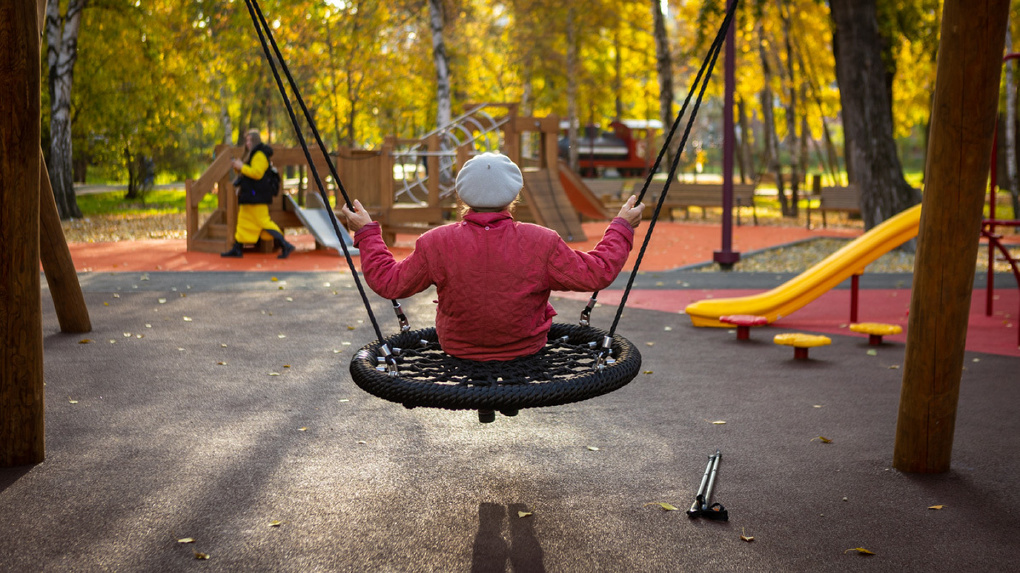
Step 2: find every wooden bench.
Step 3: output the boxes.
[811,184,860,228]
[641,182,759,226]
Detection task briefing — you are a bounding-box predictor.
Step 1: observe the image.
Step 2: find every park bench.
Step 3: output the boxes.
[641,181,760,226]
[810,184,860,228]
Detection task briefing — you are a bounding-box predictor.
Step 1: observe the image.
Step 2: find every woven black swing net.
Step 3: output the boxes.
[349,324,642,412]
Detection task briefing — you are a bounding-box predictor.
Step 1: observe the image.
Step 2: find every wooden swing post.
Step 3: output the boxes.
[893,0,1010,473]
[1,0,45,466]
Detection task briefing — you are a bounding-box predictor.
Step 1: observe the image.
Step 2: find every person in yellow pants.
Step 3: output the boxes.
[221,129,295,259]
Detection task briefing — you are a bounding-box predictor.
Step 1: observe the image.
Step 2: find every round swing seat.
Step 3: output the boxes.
[349,323,643,417]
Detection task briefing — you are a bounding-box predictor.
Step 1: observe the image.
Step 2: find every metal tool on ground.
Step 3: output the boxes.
[687,450,728,521]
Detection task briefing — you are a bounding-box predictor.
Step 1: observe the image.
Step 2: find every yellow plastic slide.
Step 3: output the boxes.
[685,204,922,327]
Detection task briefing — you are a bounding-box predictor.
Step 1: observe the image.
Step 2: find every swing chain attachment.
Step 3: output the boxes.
[594,335,615,370]
[579,294,598,327]
[392,301,410,332]
[375,344,400,377]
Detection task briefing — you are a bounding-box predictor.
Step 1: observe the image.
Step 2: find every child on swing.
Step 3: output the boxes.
[341,152,644,362]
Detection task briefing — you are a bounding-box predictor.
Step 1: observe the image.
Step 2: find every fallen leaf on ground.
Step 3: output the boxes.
[269,520,283,527]
[644,502,679,511]
[68,398,78,404]
[889,365,900,369]
[866,349,878,356]
[741,528,754,542]
[518,511,533,518]
[194,552,210,560]
[79,339,93,344]
[844,547,875,555]
[177,538,194,544]
[587,446,600,451]
[812,436,833,444]
[217,361,227,366]
[928,505,944,510]
[298,427,307,432]
[643,370,654,375]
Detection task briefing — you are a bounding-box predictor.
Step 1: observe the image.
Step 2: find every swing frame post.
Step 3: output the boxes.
[1,0,45,467]
[893,0,1010,473]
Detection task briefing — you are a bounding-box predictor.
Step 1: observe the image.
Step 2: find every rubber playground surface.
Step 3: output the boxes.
[2,220,1018,571]
[66,219,1019,358]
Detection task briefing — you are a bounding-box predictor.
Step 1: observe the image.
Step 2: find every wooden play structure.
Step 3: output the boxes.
[186,103,588,252]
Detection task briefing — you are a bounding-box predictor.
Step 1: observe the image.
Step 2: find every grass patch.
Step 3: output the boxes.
[76,189,217,217]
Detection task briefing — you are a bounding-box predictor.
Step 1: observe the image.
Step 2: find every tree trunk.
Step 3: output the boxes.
[829,0,920,230]
[220,85,232,145]
[428,0,451,129]
[45,0,86,220]
[614,28,624,122]
[759,28,788,215]
[1005,27,1019,220]
[2,0,45,466]
[779,0,800,216]
[736,95,750,184]
[651,0,679,165]
[123,146,137,200]
[566,6,580,173]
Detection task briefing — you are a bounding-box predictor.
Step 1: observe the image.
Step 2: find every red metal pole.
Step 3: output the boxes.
[713,0,741,269]
[851,274,859,323]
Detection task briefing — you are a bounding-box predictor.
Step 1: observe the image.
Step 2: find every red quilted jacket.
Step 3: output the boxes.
[353,210,635,361]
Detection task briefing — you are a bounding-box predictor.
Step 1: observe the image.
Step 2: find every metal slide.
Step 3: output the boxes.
[284,194,359,256]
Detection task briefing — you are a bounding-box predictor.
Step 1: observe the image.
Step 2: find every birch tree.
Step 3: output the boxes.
[46,0,86,220]
[651,0,677,165]
[428,0,451,129]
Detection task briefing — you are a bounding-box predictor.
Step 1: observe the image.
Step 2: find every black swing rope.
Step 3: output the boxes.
[241,0,407,372]
[588,0,739,352]
[240,0,737,416]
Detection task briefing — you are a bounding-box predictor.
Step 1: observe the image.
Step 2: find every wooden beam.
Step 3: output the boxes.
[893,0,1010,473]
[39,149,91,333]
[1,0,45,466]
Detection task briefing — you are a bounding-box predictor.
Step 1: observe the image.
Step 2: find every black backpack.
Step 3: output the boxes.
[238,145,281,204]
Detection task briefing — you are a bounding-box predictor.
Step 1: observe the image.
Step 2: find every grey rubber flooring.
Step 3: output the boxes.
[1,271,1017,572]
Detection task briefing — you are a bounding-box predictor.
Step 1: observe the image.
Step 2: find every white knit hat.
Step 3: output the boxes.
[455,152,523,209]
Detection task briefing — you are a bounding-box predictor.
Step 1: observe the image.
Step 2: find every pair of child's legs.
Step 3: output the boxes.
[221,204,295,259]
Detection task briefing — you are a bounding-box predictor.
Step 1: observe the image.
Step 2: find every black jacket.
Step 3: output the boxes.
[237,143,277,204]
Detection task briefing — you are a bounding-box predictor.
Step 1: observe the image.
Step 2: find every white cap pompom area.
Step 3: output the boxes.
[455,152,524,209]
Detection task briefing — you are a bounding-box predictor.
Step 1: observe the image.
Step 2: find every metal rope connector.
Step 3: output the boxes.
[375,343,399,377]
[579,294,598,327]
[594,335,615,370]
[392,301,410,332]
